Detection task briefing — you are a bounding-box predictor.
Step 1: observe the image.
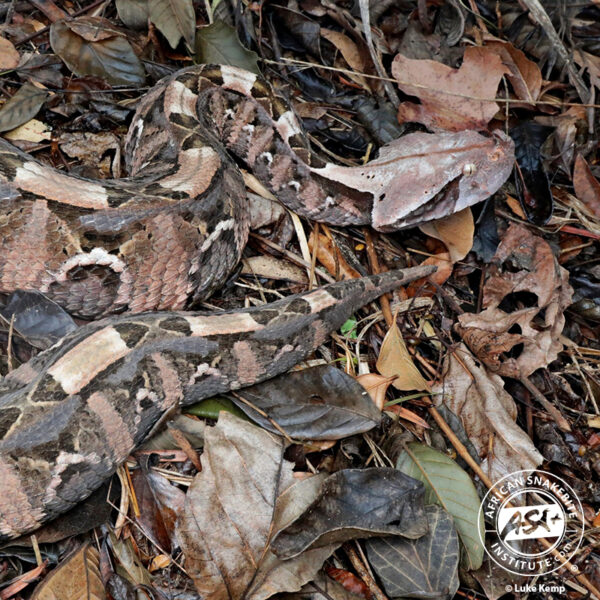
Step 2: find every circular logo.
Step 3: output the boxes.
[478,470,583,576]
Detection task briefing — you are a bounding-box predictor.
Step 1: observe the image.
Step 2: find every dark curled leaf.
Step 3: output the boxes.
[231,365,381,440]
[509,122,554,225]
[472,197,499,263]
[196,20,260,75]
[50,17,145,87]
[271,468,428,559]
[0,83,49,133]
[0,289,76,349]
[365,505,460,600]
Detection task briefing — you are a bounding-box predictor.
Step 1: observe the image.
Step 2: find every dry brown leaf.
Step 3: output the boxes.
[179,413,336,600]
[432,344,543,484]
[391,46,508,131]
[0,37,20,70]
[320,28,365,72]
[419,207,474,263]
[31,543,105,600]
[573,153,600,218]
[484,39,542,104]
[242,255,307,283]
[455,223,573,377]
[355,372,395,410]
[376,323,429,391]
[308,231,361,280]
[4,118,51,142]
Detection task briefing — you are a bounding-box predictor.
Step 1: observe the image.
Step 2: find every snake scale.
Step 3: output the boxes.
[0,64,510,541]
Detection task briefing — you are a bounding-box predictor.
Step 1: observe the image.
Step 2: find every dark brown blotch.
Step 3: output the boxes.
[113,323,149,348]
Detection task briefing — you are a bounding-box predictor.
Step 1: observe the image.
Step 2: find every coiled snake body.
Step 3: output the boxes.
[0,65,509,541]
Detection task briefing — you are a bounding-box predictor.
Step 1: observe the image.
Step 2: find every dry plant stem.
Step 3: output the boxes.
[428,406,600,599]
[363,229,394,327]
[124,463,140,518]
[166,424,202,471]
[343,542,389,600]
[518,0,590,104]
[518,375,571,433]
[309,222,320,291]
[467,0,489,33]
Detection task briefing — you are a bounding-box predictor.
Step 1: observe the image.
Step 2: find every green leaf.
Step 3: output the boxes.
[185,396,248,420]
[195,20,259,74]
[395,442,485,570]
[340,317,358,339]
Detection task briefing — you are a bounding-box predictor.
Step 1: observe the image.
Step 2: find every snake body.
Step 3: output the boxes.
[0,64,510,540]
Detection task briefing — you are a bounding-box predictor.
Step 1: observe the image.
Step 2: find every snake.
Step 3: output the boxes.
[0,64,512,541]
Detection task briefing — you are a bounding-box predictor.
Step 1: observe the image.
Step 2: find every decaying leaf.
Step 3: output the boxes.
[242,255,307,283]
[308,231,361,280]
[573,153,600,218]
[395,443,484,570]
[311,130,514,232]
[392,46,508,131]
[376,323,429,391]
[149,0,195,50]
[419,207,474,263]
[0,37,20,70]
[484,39,542,105]
[196,20,260,75]
[432,344,543,484]
[115,0,149,29]
[50,17,145,86]
[179,413,336,600]
[456,223,573,377]
[365,505,460,598]
[0,82,49,133]
[31,543,105,600]
[272,468,428,559]
[231,365,382,440]
[59,131,122,177]
[4,118,51,142]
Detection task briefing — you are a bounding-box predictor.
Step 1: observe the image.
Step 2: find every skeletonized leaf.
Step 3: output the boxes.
[196,20,260,74]
[179,413,335,600]
[149,0,195,50]
[50,17,145,86]
[0,83,48,132]
[376,323,429,391]
[365,505,460,599]
[231,365,381,440]
[395,442,485,570]
[272,468,428,559]
[31,543,106,600]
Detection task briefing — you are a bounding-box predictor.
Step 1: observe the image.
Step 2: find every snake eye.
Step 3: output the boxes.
[462,163,477,176]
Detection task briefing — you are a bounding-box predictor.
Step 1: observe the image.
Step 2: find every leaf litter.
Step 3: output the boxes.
[1,1,600,599]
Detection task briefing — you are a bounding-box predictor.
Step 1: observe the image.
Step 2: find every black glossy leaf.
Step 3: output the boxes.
[231,365,381,440]
[365,505,460,599]
[0,290,76,349]
[509,122,554,225]
[0,83,48,132]
[472,197,499,263]
[271,468,428,559]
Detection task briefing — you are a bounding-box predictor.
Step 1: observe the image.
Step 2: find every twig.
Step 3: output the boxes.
[518,375,571,433]
[344,542,389,600]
